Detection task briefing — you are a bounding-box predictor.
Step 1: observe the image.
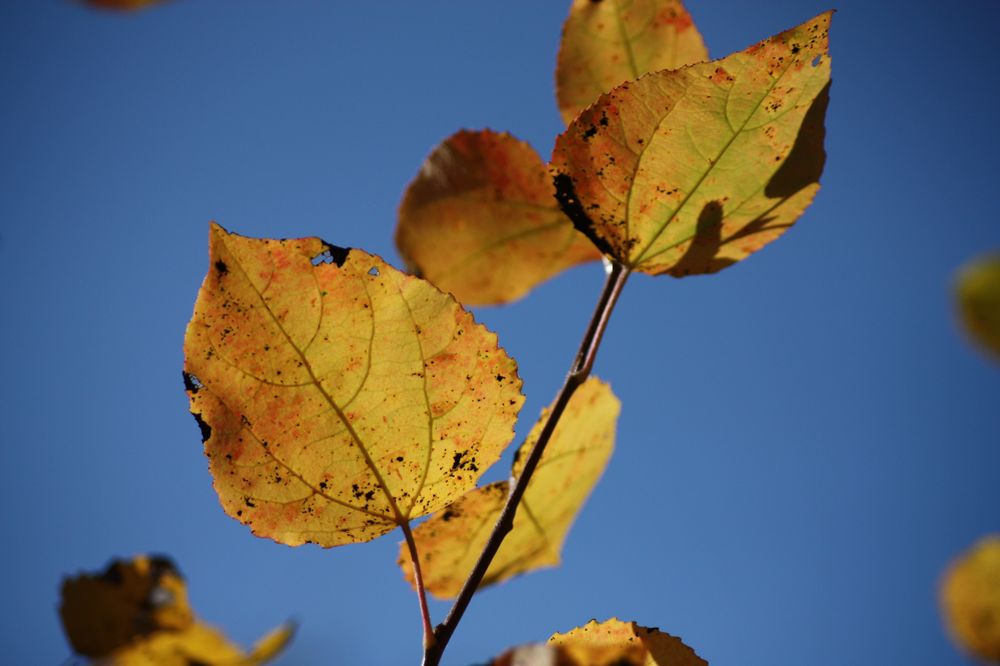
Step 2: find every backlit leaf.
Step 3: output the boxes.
[396,129,600,306]
[551,12,831,276]
[549,618,707,666]
[184,223,523,547]
[556,0,708,125]
[491,642,643,666]
[59,555,292,665]
[956,254,1000,361]
[488,618,706,666]
[400,378,618,598]
[941,535,1000,662]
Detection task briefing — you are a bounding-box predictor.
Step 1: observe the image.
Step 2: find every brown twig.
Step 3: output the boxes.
[422,261,631,666]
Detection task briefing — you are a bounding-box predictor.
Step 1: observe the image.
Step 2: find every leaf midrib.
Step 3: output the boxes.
[629,54,799,266]
[219,234,408,526]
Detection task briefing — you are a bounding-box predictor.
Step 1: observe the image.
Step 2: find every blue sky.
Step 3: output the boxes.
[1,1,998,664]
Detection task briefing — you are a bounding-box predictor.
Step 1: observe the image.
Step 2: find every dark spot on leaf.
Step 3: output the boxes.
[583,125,598,139]
[312,240,351,267]
[319,481,328,490]
[191,412,212,443]
[553,173,616,258]
[182,372,202,393]
[214,260,228,275]
[244,497,256,508]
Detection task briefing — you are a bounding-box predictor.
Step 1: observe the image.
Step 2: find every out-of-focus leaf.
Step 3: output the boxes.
[248,622,297,663]
[60,555,193,657]
[551,12,831,276]
[184,223,523,547]
[59,555,292,665]
[400,378,618,598]
[99,624,250,666]
[956,254,1000,361]
[549,618,707,666]
[941,535,1000,662]
[84,0,166,10]
[556,0,708,125]
[396,129,600,306]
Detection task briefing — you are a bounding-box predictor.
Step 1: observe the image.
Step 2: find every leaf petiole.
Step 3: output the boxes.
[400,520,436,652]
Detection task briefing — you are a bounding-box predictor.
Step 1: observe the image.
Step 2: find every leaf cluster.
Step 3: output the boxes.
[62,1,834,663]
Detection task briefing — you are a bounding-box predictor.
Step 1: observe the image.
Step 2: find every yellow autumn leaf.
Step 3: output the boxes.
[551,12,831,276]
[491,642,644,666]
[941,535,1000,662]
[549,618,707,666]
[400,378,618,598]
[59,555,293,665]
[396,129,600,306]
[956,254,1000,362]
[555,0,708,125]
[184,223,523,547]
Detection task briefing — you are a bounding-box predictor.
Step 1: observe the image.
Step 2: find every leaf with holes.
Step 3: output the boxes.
[551,12,831,276]
[184,223,523,547]
[399,378,617,598]
[941,535,1000,662]
[548,618,707,666]
[956,254,1000,362]
[556,0,708,125]
[396,129,600,306]
[59,555,293,665]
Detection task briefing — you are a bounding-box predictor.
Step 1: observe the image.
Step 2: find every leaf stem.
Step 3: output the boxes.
[401,520,436,652]
[422,261,631,666]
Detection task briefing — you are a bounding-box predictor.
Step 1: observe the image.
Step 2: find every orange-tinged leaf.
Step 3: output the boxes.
[555,0,708,125]
[396,129,600,306]
[400,378,618,597]
[956,254,1000,361]
[940,535,1000,662]
[59,555,292,665]
[549,618,707,666]
[184,223,523,547]
[551,12,831,276]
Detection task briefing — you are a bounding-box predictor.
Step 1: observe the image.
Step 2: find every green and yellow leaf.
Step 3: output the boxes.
[400,378,618,598]
[941,535,1000,662]
[59,555,292,665]
[184,223,523,547]
[396,129,600,306]
[549,618,707,666]
[556,0,708,125]
[956,254,1000,361]
[551,12,831,276]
